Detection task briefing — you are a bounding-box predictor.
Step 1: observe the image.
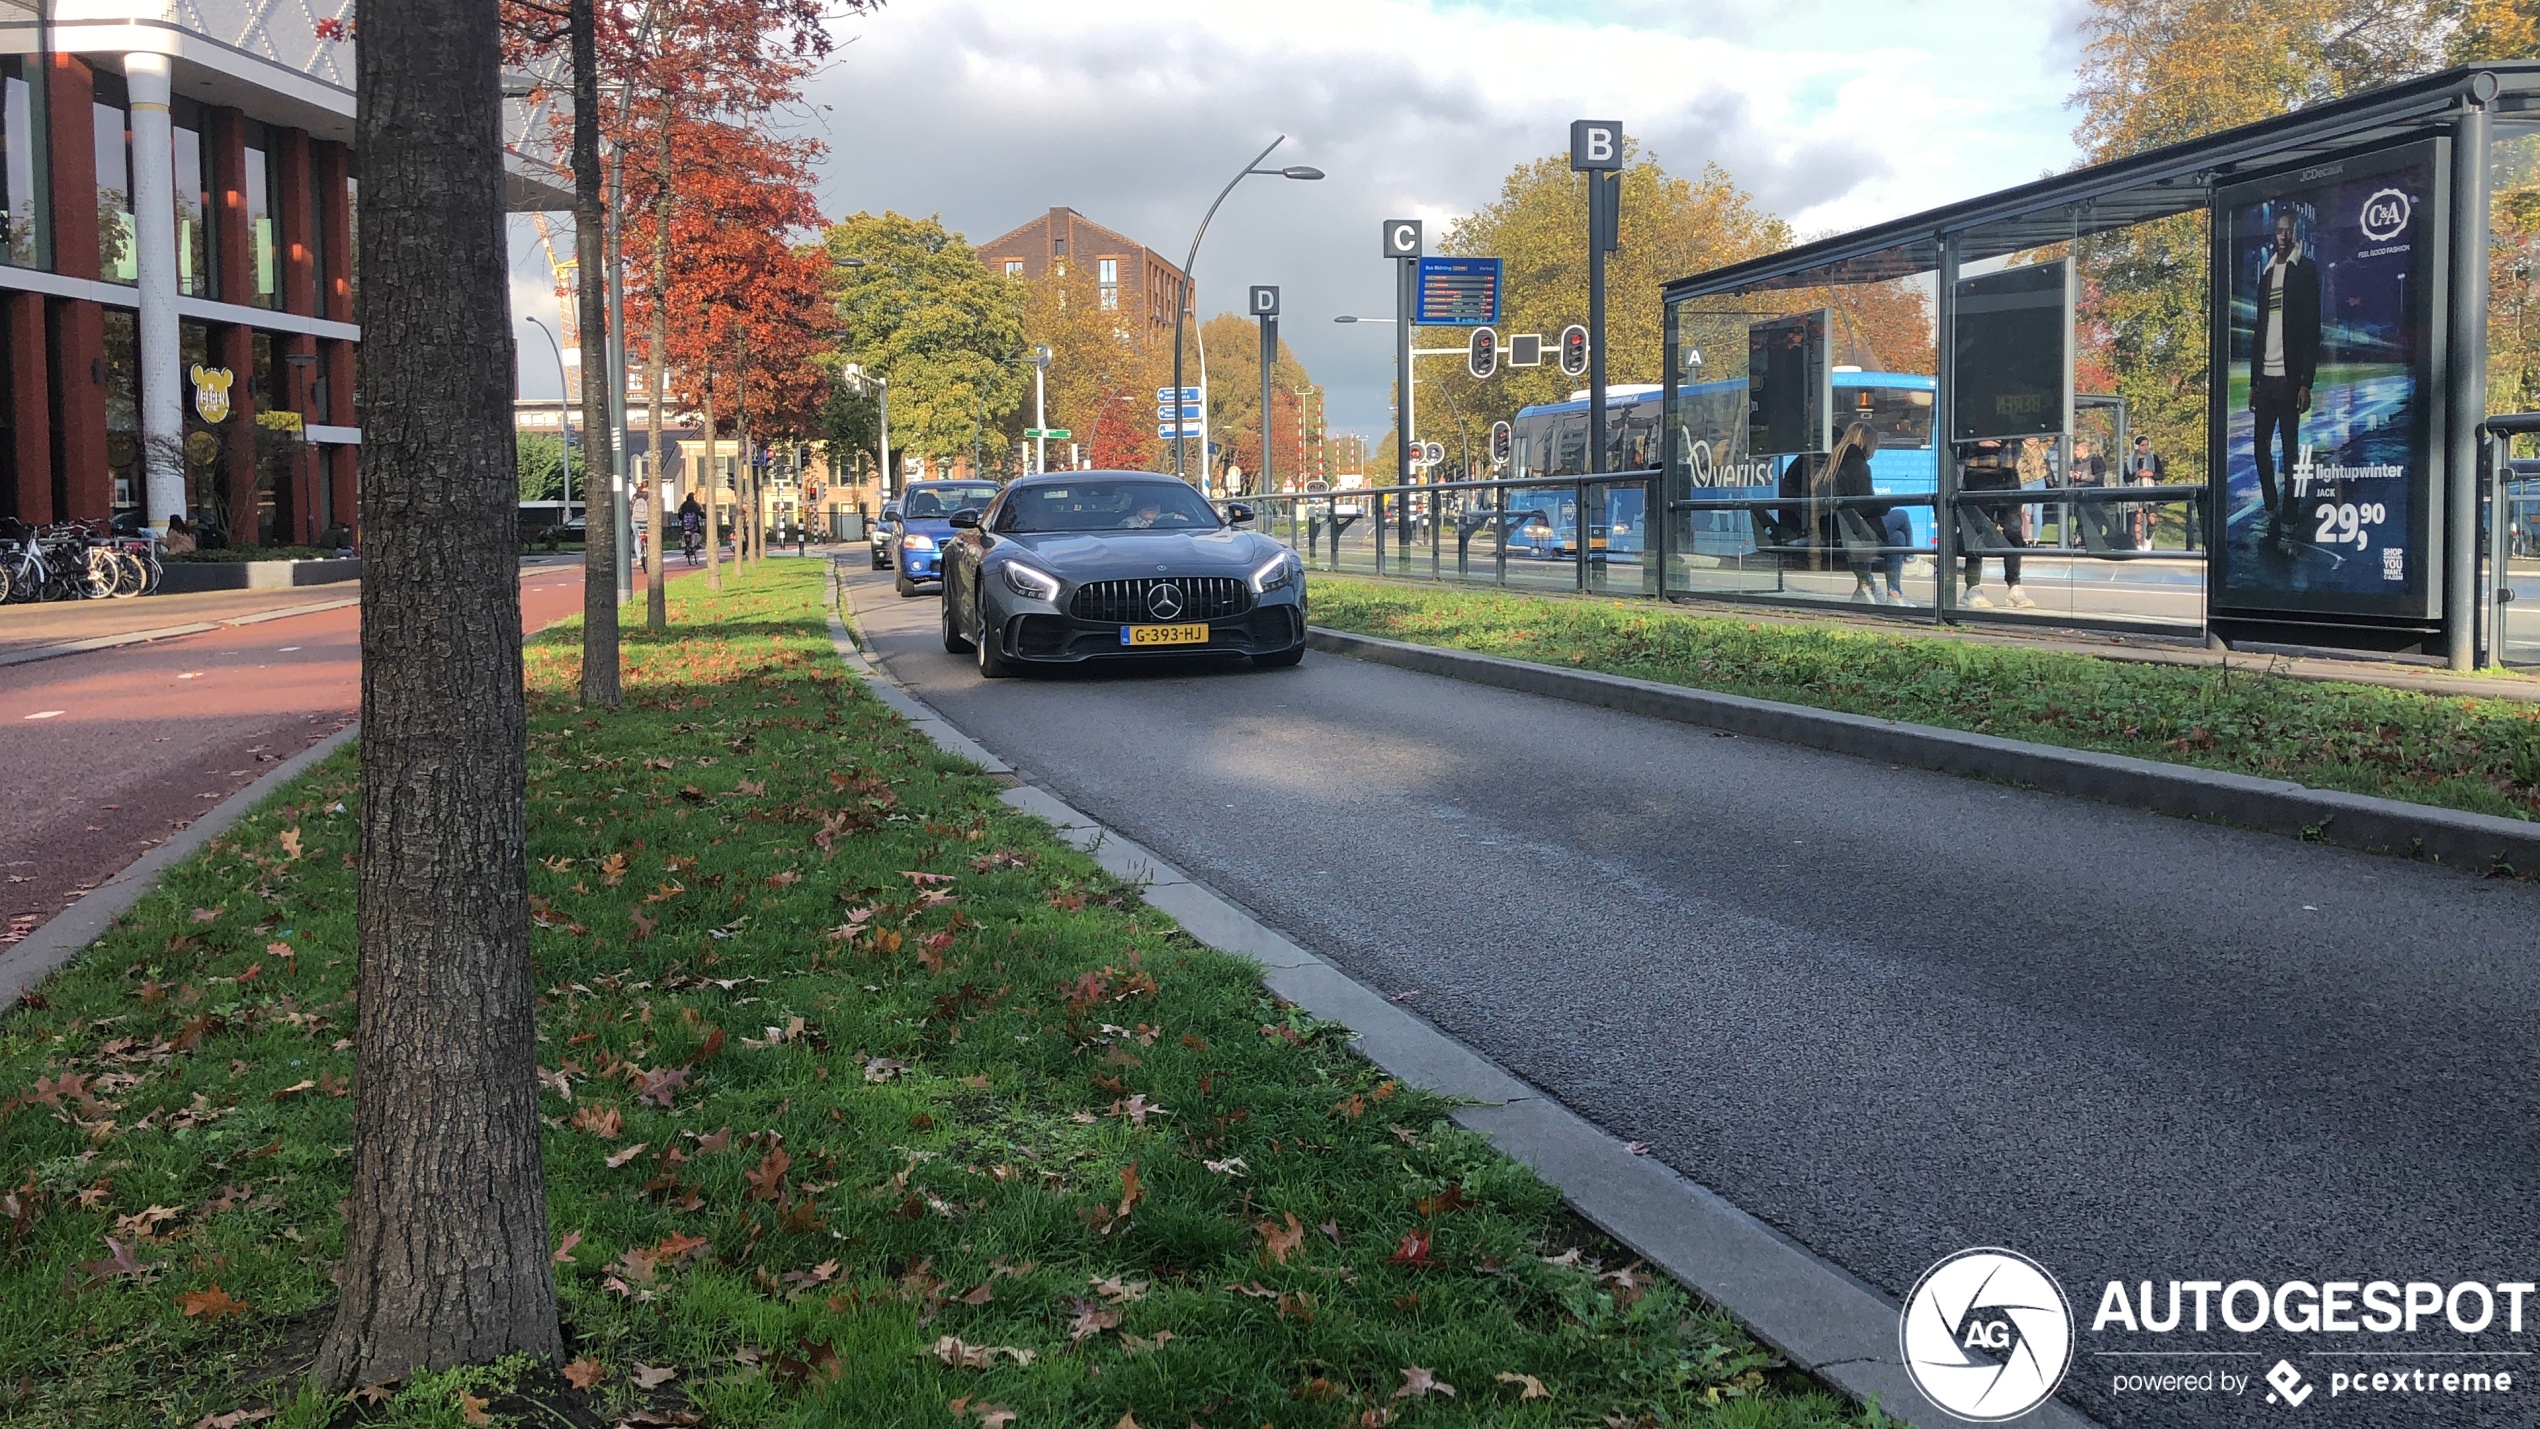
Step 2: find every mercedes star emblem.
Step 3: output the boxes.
[1147,583,1186,620]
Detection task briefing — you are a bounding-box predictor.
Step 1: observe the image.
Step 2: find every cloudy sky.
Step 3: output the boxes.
[511,0,2094,438]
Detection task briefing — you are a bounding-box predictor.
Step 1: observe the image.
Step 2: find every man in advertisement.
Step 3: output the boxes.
[2251,208,2323,537]
[2215,143,2432,625]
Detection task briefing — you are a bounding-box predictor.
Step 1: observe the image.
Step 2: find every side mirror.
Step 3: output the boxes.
[1224,503,1255,525]
[947,508,982,529]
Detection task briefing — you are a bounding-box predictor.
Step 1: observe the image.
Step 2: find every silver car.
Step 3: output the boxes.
[937,472,1307,678]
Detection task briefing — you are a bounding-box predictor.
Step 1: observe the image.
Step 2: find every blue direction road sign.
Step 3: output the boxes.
[1156,402,1203,421]
[1413,256,1503,326]
[1155,386,1202,403]
[1157,423,1199,439]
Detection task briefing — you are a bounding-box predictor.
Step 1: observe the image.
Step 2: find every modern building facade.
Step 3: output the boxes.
[0,2,368,546]
[975,208,1186,335]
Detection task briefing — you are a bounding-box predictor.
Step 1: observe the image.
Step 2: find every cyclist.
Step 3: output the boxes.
[678,492,704,565]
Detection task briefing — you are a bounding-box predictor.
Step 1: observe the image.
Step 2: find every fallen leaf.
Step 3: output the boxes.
[76,1236,149,1282]
[1121,1329,1175,1353]
[458,1391,491,1427]
[635,1065,687,1108]
[348,1382,397,1407]
[269,1079,317,1101]
[1495,1371,1551,1399]
[604,1142,650,1169]
[1388,1229,1435,1267]
[744,1145,791,1202]
[189,908,221,924]
[1393,1366,1455,1399]
[862,1056,908,1083]
[1541,1248,1585,1269]
[552,1230,583,1264]
[1067,1296,1122,1342]
[1256,1211,1305,1265]
[1319,1217,1342,1247]
[176,1283,250,1319]
[570,1103,623,1138]
[630,1363,679,1389]
[1201,1156,1248,1177]
[1090,1273,1148,1304]
[1416,1183,1472,1217]
[113,1204,182,1240]
[277,827,302,860]
[562,1357,605,1390]
[934,1335,1036,1370]
[694,1126,732,1154]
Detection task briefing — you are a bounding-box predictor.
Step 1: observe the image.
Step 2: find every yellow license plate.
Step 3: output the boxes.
[1121,623,1209,647]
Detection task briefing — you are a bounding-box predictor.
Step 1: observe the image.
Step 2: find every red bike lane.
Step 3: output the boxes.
[0,563,682,950]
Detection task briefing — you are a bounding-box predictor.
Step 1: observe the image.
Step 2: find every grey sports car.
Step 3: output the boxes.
[936,471,1307,678]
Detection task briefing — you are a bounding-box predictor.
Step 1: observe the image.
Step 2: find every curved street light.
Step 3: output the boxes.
[1170,138,1322,482]
[524,315,573,518]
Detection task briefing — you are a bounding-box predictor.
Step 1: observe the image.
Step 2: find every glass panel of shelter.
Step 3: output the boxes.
[2489,124,2540,666]
[1663,239,1942,610]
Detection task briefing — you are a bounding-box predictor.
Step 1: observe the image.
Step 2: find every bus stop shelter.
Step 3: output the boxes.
[1658,63,2540,669]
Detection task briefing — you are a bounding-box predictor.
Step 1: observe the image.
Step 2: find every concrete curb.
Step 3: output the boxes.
[0,720,359,1013]
[1308,626,2540,873]
[0,596,363,668]
[826,571,2095,1429]
[157,556,361,594]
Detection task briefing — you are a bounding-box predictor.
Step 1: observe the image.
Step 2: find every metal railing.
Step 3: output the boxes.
[1221,471,2212,633]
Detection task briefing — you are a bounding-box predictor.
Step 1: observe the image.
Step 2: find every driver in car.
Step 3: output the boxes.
[1123,497,1164,529]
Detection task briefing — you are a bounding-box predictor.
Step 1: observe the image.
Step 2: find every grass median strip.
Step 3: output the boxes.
[1,562,1867,1429]
[1308,576,2540,825]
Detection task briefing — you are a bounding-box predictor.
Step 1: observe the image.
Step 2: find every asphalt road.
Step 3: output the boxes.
[847,565,2540,1429]
[0,559,598,951]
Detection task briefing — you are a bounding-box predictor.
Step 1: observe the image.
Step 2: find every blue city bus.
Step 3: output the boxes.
[1510,371,1938,560]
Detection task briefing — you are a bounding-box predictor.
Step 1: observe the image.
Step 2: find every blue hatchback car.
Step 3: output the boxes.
[890,480,1001,596]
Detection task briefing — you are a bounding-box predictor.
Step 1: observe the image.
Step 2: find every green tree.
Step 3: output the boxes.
[1194,310,1320,491]
[515,432,587,503]
[824,212,1028,473]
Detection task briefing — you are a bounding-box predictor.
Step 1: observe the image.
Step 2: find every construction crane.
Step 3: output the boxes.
[529,211,579,350]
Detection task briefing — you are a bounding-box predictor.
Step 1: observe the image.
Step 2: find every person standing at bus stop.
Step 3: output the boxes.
[2128,435,2164,549]
[1961,439,2034,609]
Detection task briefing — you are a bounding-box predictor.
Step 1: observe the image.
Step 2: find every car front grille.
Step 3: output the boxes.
[1070,576,1251,624]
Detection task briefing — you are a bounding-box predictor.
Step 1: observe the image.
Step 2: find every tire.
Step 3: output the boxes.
[895,571,917,597]
[80,550,117,600]
[108,552,144,598]
[942,596,973,654]
[0,563,11,605]
[974,594,1016,679]
[1253,647,1305,669]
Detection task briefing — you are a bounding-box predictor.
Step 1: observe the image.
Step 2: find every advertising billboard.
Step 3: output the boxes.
[2210,140,2443,629]
[1951,259,2072,444]
[1747,309,1830,458]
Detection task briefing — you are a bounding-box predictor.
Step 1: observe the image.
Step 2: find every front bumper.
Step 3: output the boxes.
[992,602,1305,664]
[899,550,942,582]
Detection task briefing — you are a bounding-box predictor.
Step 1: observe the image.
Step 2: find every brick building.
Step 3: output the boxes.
[975,208,1186,334]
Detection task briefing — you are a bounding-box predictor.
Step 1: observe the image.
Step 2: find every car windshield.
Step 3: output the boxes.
[902,485,998,519]
[994,480,1222,534]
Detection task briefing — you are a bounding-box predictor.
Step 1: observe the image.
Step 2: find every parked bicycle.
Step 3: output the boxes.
[0,519,159,603]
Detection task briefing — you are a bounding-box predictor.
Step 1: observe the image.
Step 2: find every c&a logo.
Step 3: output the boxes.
[2359,188,2412,243]
[1902,1247,2076,1421]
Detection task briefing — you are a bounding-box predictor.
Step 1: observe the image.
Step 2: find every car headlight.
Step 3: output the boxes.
[1001,562,1061,601]
[900,532,936,552]
[1249,551,1302,594]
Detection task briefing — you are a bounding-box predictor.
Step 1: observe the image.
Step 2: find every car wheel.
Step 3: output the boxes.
[895,570,917,597]
[1252,647,1305,669]
[942,595,974,653]
[975,595,1016,679]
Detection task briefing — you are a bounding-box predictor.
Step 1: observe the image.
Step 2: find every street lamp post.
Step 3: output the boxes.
[1169,138,1322,482]
[838,261,900,497]
[525,316,572,520]
[1030,343,1052,474]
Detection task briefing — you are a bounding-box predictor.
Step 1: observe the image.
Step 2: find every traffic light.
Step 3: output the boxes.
[1489,420,1513,466]
[1558,324,1589,378]
[1468,325,1498,380]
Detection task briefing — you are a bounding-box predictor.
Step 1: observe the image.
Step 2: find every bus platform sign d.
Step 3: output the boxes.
[1413,256,1503,326]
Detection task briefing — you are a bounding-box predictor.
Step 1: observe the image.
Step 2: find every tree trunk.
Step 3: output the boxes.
[701,360,721,592]
[735,333,755,569]
[315,0,561,1391]
[570,0,618,707]
[644,115,671,630]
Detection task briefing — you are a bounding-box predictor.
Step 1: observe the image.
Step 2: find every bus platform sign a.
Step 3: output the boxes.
[1413,256,1503,326]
